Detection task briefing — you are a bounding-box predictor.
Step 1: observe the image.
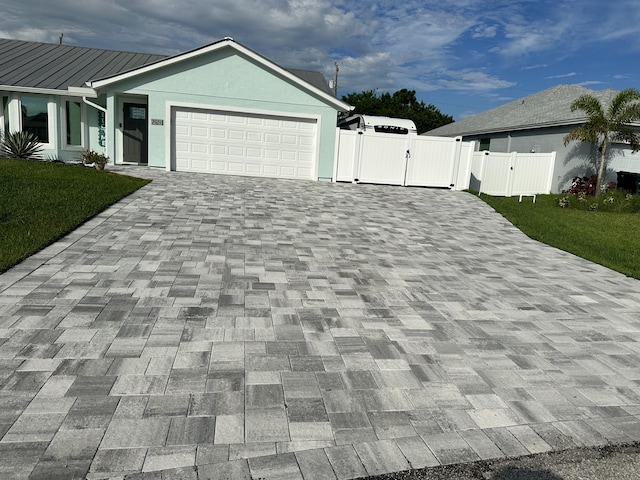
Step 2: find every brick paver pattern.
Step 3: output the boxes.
[1,166,639,479]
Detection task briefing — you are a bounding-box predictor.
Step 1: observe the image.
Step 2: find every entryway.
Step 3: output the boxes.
[122,102,148,164]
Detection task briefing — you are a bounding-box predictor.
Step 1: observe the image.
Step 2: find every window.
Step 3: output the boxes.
[65,100,82,146]
[479,138,490,151]
[21,96,49,143]
[2,96,9,134]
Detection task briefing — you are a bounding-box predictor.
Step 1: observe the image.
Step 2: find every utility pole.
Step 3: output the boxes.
[333,62,339,97]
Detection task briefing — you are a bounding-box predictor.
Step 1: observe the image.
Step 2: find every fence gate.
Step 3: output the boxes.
[333,130,474,190]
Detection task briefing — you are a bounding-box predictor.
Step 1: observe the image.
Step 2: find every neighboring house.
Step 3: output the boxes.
[0,37,352,181]
[426,84,640,193]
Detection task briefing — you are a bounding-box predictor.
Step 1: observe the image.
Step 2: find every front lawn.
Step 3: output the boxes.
[0,159,150,273]
[478,192,640,279]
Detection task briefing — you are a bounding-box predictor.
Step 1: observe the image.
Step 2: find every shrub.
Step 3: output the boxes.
[80,149,109,170]
[556,189,640,212]
[0,131,43,159]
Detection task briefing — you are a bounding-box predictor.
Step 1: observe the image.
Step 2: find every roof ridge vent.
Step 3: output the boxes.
[223,36,234,41]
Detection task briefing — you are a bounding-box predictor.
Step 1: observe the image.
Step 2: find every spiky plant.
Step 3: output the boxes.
[0,131,44,160]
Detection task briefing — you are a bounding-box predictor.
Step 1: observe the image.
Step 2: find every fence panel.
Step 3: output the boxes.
[472,151,556,196]
[334,129,359,182]
[476,152,513,195]
[356,133,409,185]
[511,153,556,195]
[405,135,457,188]
[453,141,475,191]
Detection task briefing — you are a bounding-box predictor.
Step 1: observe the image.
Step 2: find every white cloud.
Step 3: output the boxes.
[1,0,638,118]
[545,72,578,79]
[472,25,498,39]
[577,81,606,87]
[437,70,517,91]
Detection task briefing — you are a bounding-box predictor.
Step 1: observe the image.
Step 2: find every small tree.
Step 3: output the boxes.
[341,89,453,134]
[563,88,640,195]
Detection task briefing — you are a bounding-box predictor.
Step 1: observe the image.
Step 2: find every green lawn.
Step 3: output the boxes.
[478,192,640,280]
[0,159,150,273]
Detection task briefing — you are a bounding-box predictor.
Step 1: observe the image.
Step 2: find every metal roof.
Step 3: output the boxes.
[0,38,166,90]
[426,84,619,137]
[0,38,334,95]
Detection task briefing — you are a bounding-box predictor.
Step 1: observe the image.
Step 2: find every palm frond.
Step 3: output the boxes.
[570,94,604,118]
[608,88,640,118]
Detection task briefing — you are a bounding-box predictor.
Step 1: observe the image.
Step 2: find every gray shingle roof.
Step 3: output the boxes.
[0,38,332,94]
[426,84,619,137]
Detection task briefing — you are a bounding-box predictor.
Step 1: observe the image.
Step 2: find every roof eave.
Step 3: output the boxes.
[0,84,97,97]
[435,118,592,137]
[88,38,353,112]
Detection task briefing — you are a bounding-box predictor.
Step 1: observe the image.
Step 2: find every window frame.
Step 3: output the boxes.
[479,138,491,151]
[1,94,10,135]
[18,94,55,149]
[61,97,86,151]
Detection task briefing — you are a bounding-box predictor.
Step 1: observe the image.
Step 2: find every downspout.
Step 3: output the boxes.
[82,96,108,158]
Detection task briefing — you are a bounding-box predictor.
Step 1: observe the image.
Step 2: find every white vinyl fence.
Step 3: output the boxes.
[470,151,556,196]
[333,130,475,190]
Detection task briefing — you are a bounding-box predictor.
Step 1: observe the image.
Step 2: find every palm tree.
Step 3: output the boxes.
[563,88,640,195]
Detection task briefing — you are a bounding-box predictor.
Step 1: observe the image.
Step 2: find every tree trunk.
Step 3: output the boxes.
[595,139,608,196]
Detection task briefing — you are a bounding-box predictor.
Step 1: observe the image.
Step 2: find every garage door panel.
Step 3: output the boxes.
[247,132,262,142]
[191,143,208,154]
[228,130,245,141]
[173,108,317,180]
[246,164,261,174]
[210,128,226,139]
[191,112,208,121]
[228,146,244,157]
[191,126,208,137]
[264,150,280,160]
[246,148,262,158]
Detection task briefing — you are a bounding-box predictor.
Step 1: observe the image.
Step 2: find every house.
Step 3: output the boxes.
[0,37,352,181]
[426,85,640,193]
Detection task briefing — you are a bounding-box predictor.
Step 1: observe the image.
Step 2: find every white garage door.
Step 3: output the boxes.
[172,108,317,179]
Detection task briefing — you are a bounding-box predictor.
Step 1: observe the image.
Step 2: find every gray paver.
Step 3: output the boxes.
[1,166,640,478]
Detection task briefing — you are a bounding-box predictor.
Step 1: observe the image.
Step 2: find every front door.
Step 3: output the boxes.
[123,103,148,164]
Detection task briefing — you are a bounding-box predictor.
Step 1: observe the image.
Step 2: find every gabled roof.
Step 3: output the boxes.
[88,38,350,111]
[0,37,350,111]
[427,84,619,137]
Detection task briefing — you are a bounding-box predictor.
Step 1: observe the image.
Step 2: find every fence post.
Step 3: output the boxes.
[450,136,463,189]
[478,150,489,195]
[546,151,556,193]
[352,131,363,183]
[332,128,340,182]
[506,151,518,197]
[402,136,412,186]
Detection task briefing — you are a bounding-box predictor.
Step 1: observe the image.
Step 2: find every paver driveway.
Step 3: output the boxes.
[0,166,639,479]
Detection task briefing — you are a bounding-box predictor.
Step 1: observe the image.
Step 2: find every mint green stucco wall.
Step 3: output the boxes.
[98,48,341,179]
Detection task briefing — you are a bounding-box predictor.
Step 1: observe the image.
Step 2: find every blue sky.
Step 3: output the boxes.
[1,0,639,119]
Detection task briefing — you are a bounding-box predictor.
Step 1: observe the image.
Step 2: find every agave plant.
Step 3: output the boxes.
[0,131,44,159]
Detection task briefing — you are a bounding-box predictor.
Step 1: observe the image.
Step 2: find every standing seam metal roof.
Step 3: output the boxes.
[0,38,333,95]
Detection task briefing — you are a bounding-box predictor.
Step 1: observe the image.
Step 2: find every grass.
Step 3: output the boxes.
[0,158,150,273]
[478,191,640,280]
